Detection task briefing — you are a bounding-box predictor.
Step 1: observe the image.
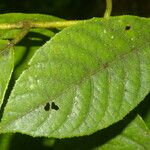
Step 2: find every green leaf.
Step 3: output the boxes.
[0,16,150,138]
[0,40,14,108]
[95,115,150,150]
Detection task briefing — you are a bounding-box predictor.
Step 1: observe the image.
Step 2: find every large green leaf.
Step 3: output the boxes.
[0,40,14,108]
[0,16,150,138]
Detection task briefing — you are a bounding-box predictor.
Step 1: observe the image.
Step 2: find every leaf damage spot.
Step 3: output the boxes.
[44,102,59,111]
[125,25,131,31]
[51,102,59,110]
[44,102,50,111]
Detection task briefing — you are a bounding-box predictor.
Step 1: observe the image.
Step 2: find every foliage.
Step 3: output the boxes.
[0,1,150,149]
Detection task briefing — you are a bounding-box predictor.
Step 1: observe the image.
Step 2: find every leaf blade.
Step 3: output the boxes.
[0,16,150,138]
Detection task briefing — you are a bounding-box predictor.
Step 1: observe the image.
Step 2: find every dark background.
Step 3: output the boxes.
[0,0,149,19]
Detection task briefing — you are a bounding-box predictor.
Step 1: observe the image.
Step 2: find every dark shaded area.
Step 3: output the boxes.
[0,0,149,19]
[8,134,53,150]
[113,0,150,17]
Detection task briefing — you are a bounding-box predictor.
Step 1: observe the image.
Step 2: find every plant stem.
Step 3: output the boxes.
[12,25,30,45]
[104,0,112,18]
[0,20,81,30]
[31,20,81,28]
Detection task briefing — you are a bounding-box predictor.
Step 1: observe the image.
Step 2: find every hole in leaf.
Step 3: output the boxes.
[125,25,131,30]
[44,103,50,111]
[51,102,59,110]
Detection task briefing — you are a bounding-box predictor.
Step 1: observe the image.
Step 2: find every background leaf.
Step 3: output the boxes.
[0,40,14,108]
[0,16,150,138]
